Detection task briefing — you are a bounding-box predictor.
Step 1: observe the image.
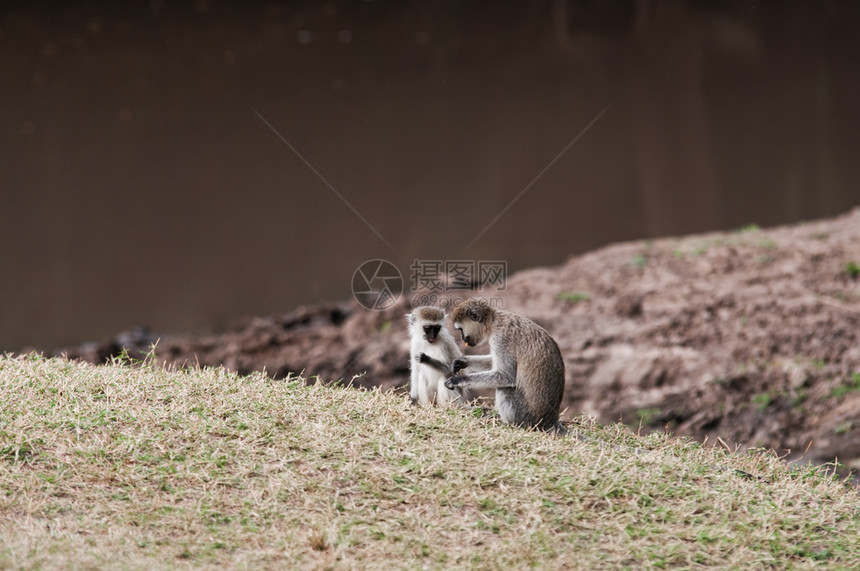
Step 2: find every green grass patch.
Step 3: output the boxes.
[674,223,780,258]
[736,223,761,233]
[557,291,591,304]
[752,392,772,412]
[630,254,649,268]
[846,261,860,279]
[831,372,860,400]
[1,354,859,568]
[636,407,662,425]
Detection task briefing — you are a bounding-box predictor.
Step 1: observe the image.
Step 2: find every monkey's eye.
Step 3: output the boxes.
[467,307,481,322]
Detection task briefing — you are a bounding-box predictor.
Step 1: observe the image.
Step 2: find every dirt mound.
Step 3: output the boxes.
[56,208,860,470]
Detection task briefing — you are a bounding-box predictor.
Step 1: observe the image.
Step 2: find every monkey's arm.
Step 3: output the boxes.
[409,354,420,404]
[417,352,452,375]
[452,355,493,373]
[445,369,515,390]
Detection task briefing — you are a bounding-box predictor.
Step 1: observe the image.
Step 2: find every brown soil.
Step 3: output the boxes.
[56,208,860,471]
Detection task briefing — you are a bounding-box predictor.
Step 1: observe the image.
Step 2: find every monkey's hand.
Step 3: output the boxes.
[445,375,466,390]
[451,358,468,374]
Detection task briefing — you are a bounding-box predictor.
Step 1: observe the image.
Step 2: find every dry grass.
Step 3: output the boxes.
[1,353,859,570]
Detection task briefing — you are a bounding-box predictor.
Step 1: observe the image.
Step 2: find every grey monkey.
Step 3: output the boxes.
[445,298,565,431]
[408,306,476,406]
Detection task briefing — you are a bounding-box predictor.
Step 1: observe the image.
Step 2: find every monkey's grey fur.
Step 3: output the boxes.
[408,306,476,406]
[445,298,565,431]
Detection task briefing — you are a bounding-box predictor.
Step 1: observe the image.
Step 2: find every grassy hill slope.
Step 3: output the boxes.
[2,354,859,569]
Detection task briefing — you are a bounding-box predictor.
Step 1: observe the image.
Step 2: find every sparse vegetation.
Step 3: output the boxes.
[636,407,662,425]
[752,392,772,412]
[737,223,761,233]
[630,253,649,268]
[791,389,808,410]
[834,421,854,435]
[557,291,591,304]
[757,238,778,250]
[1,354,860,568]
[846,261,860,279]
[830,372,860,400]
[672,223,779,259]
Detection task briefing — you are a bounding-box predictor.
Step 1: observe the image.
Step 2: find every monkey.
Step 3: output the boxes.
[408,306,476,406]
[444,298,566,432]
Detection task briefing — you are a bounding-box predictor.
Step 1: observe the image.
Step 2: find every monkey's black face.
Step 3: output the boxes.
[458,328,475,347]
[423,324,441,344]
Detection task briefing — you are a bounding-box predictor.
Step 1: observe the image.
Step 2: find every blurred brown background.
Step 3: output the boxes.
[2,1,859,351]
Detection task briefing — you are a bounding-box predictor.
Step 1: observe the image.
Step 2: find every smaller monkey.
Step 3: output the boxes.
[408,306,476,406]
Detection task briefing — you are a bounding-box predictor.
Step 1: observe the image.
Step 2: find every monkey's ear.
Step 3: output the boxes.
[406,313,415,325]
[467,307,481,322]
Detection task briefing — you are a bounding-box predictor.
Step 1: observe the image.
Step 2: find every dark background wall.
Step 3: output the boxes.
[2,1,859,350]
